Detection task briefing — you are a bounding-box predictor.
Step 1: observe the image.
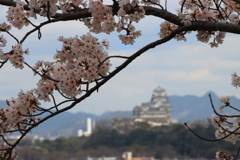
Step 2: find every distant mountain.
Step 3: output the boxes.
[169,91,219,123]
[169,91,240,123]
[98,111,133,120]
[1,91,240,137]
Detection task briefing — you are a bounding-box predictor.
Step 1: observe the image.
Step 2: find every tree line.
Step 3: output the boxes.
[16,119,240,160]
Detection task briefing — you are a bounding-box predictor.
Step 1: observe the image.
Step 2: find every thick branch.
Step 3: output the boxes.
[144,6,182,25]
[1,1,240,35]
[188,21,240,34]
[41,6,240,35]
[0,0,30,10]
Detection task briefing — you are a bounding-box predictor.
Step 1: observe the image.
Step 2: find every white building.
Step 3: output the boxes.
[78,117,94,137]
[133,86,177,126]
[87,156,118,160]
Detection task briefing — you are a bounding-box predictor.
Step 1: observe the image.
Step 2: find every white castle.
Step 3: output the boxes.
[133,86,177,126]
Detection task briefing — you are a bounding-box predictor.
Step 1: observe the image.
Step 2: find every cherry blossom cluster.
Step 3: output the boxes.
[117,0,145,45]
[118,0,146,22]
[177,0,240,23]
[231,72,240,88]
[158,21,186,41]
[216,151,233,160]
[8,0,90,20]
[33,61,55,102]
[209,31,226,48]
[28,0,58,18]
[118,31,142,45]
[32,33,111,99]
[0,44,29,69]
[0,90,40,159]
[0,22,11,32]
[176,0,234,47]
[6,1,29,29]
[178,0,215,24]
[55,33,111,81]
[7,0,60,21]
[0,35,7,48]
[0,91,40,136]
[224,0,240,24]
[59,0,87,14]
[195,30,226,47]
[0,143,18,160]
[219,96,231,104]
[87,0,115,34]
[7,0,86,25]
[83,0,146,45]
[3,90,40,125]
[0,23,10,55]
[218,96,231,113]
[211,115,240,144]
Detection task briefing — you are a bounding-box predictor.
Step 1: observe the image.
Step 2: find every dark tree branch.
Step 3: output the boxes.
[209,94,240,118]
[184,122,240,142]
[24,62,59,83]
[0,59,8,68]
[0,0,30,10]
[235,147,240,160]
[1,0,240,44]
[47,6,240,35]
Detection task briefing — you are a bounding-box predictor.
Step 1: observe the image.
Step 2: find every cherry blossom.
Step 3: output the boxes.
[6,1,29,29]
[216,151,233,160]
[0,43,28,69]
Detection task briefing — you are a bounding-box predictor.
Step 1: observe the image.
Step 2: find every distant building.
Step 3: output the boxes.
[32,135,44,142]
[133,86,177,126]
[122,152,154,160]
[78,117,94,137]
[77,129,83,137]
[122,152,132,160]
[87,156,118,160]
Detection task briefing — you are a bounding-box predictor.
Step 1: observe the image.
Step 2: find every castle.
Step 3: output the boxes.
[133,86,177,126]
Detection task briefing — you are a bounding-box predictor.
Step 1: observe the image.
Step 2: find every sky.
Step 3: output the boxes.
[1,1,240,115]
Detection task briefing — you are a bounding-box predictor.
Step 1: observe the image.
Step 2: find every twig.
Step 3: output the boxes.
[46,1,51,21]
[50,93,58,112]
[235,146,240,160]
[209,94,240,118]
[5,31,19,43]
[184,122,240,142]
[24,62,59,83]
[0,59,8,68]
[180,0,187,13]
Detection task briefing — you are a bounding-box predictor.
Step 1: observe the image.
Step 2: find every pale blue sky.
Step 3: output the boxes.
[0,2,240,115]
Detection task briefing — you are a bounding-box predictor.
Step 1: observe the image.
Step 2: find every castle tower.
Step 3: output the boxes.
[133,86,174,126]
